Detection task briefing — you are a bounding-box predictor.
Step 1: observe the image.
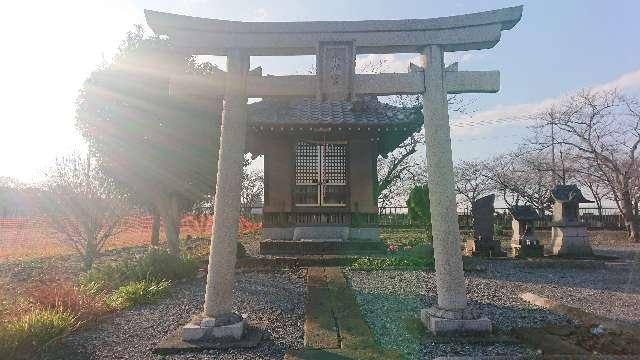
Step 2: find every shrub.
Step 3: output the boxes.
[23,281,109,322]
[104,280,171,310]
[239,217,262,235]
[79,261,134,290]
[81,248,199,290]
[407,184,431,231]
[185,240,247,260]
[0,308,78,358]
[130,248,199,282]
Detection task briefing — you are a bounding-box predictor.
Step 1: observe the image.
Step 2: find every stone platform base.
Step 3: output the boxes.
[293,226,349,241]
[421,307,492,335]
[263,226,379,241]
[154,325,262,354]
[259,239,387,256]
[182,313,246,341]
[546,225,593,257]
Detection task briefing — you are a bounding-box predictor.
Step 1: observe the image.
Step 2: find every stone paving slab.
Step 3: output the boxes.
[305,286,340,349]
[285,348,403,360]
[153,325,263,354]
[520,292,639,334]
[292,267,403,359]
[435,357,640,360]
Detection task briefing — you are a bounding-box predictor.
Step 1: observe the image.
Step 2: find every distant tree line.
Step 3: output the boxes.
[379,89,640,242]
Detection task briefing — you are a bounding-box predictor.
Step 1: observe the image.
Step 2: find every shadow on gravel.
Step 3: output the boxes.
[349,290,554,359]
[467,259,640,294]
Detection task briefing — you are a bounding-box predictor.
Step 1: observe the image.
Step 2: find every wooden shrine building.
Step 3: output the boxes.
[245,96,422,252]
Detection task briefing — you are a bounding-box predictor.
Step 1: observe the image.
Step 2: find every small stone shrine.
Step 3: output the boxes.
[546,184,594,256]
[471,194,503,256]
[509,205,541,258]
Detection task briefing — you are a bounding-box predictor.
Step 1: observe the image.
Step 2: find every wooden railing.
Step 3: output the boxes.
[262,211,378,228]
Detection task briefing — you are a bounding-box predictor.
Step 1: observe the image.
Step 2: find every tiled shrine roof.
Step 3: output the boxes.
[550,184,594,203]
[510,205,540,221]
[247,97,423,128]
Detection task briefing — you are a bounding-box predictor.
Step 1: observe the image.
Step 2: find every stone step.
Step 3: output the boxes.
[259,239,387,256]
[237,255,361,269]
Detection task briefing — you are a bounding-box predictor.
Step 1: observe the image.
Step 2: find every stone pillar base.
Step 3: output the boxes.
[420,307,491,335]
[546,225,593,257]
[182,313,246,341]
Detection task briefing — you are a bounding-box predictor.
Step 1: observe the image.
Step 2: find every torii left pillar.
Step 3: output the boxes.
[182,49,250,341]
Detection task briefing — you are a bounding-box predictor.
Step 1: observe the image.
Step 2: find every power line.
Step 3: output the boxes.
[450,114,535,129]
[452,133,524,142]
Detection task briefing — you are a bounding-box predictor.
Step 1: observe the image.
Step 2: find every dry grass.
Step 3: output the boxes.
[0,215,261,261]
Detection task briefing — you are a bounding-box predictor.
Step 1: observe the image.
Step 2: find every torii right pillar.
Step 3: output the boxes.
[420,45,491,334]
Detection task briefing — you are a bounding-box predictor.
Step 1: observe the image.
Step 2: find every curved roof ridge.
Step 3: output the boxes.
[145,6,523,35]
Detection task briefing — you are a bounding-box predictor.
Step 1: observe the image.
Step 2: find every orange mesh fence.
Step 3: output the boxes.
[0,215,261,261]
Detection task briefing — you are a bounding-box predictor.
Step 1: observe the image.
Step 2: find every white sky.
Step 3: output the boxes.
[1,1,639,184]
[0,1,143,183]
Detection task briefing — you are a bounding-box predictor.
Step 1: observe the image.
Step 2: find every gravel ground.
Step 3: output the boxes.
[345,246,640,360]
[46,269,305,360]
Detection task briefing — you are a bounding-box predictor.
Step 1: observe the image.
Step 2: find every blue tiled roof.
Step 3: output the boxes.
[247,97,423,128]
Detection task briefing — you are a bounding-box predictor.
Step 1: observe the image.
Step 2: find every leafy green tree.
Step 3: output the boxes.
[76,26,221,254]
[406,184,431,232]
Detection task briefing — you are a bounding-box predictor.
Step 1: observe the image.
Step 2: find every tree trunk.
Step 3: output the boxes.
[156,194,181,255]
[620,188,640,242]
[150,207,160,246]
[83,233,98,271]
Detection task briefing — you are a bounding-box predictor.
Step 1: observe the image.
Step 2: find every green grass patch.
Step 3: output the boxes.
[80,248,198,290]
[349,245,435,271]
[104,280,172,310]
[350,256,433,271]
[402,315,426,341]
[380,228,433,247]
[0,308,79,358]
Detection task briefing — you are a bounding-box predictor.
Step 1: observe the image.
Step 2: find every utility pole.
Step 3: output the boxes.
[550,115,557,185]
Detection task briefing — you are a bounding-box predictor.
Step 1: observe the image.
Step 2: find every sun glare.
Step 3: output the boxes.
[0,1,142,182]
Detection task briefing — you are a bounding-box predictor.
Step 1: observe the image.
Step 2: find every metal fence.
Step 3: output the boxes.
[378,206,627,230]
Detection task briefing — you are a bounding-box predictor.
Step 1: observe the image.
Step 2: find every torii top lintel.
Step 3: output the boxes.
[144,6,522,56]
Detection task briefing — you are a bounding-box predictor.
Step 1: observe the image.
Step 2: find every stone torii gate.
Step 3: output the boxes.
[145,5,523,340]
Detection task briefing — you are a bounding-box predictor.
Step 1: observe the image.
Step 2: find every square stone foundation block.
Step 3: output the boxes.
[154,325,262,354]
[546,225,593,257]
[182,317,246,341]
[293,226,349,241]
[421,309,492,335]
[262,227,294,240]
[349,227,380,241]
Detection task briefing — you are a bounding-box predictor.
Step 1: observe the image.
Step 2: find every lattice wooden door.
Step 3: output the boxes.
[294,140,347,206]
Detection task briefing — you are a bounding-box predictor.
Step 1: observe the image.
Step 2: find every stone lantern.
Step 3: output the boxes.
[546,184,594,256]
[509,205,540,257]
